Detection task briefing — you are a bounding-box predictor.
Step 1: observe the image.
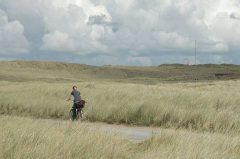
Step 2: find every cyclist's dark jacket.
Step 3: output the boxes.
[71,90,81,103]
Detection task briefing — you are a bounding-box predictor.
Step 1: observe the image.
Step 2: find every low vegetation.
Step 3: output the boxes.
[1,116,240,159]
[1,80,240,134]
[1,61,240,158]
[0,116,133,159]
[1,61,240,82]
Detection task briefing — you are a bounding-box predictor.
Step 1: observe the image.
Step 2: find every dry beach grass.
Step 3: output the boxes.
[1,61,240,159]
[1,116,240,159]
[0,80,240,134]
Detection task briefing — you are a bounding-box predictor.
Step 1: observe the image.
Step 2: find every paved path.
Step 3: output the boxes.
[1,115,160,142]
[80,122,160,142]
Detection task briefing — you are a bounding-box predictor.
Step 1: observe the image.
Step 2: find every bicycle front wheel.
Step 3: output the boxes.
[69,109,74,121]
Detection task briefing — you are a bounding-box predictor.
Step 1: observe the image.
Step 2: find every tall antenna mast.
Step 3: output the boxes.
[195,40,197,65]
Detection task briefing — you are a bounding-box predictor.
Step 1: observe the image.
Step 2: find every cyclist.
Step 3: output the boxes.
[67,85,81,120]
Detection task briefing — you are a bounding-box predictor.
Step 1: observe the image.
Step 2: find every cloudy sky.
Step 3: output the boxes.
[0,0,240,66]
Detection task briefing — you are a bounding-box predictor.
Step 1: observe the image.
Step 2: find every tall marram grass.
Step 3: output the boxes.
[1,80,240,133]
[0,116,133,159]
[1,116,240,159]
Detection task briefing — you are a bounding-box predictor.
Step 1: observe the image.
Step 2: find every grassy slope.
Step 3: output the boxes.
[1,116,240,159]
[1,60,240,82]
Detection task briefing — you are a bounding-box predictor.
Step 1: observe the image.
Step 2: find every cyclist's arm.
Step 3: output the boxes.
[67,95,71,101]
[67,92,73,101]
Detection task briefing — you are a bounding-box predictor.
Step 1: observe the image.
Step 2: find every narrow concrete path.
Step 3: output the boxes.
[1,115,160,141]
[79,122,160,142]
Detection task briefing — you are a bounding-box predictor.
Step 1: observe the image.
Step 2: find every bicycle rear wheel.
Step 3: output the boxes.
[79,109,83,119]
[76,109,83,120]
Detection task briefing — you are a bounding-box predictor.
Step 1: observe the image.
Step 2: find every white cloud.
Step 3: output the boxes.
[1,0,240,64]
[41,31,75,51]
[39,0,111,54]
[0,10,29,55]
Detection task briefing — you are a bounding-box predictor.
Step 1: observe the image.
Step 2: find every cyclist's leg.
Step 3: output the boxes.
[72,103,77,120]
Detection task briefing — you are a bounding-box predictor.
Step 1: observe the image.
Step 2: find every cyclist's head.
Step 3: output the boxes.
[72,85,77,90]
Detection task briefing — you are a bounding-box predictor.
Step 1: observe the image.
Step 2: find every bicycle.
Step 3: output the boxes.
[69,100,86,121]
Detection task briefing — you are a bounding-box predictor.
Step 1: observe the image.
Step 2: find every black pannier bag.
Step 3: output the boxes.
[76,100,86,108]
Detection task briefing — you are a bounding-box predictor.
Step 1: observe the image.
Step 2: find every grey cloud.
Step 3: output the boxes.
[0,0,240,65]
[230,12,240,20]
[1,0,45,48]
[87,14,110,25]
[0,9,30,55]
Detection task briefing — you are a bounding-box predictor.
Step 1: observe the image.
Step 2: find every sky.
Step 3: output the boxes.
[0,0,240,66]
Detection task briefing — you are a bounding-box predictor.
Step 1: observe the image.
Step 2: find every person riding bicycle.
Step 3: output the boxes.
[67,85,81,120]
